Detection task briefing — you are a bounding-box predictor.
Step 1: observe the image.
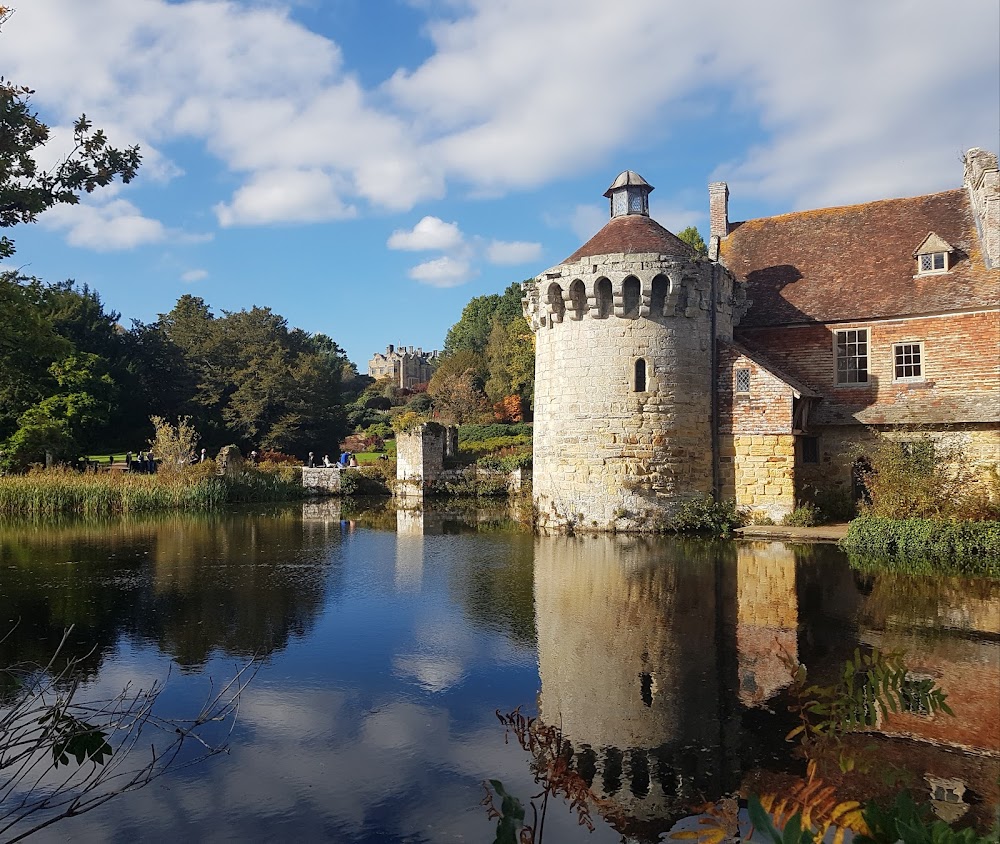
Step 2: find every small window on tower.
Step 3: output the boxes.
[634,358,647,392]
[735,368,751,394]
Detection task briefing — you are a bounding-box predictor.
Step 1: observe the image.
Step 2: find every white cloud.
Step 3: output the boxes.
[485,240,541,265]
[648,201,703,236]
[215,169,356,226]
[181,268,208,283]
[3,0,996,240]
[408,256,475,288]
[388,216,464,251]
[569,204,606,242]
[40,198,168,251]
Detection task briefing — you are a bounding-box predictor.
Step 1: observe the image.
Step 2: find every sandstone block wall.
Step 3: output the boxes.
[796,422,1000,498]
[525,253,744,531]
[719,434,796,520]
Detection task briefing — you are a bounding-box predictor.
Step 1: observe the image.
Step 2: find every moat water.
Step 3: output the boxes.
[1,502,997,842]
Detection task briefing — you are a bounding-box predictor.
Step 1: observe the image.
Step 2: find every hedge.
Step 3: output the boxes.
[841,515,1000,576]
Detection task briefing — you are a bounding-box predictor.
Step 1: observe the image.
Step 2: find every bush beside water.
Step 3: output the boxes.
[842,515,1000,576]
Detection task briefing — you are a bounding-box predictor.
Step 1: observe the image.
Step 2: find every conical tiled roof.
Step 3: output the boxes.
[562,214,696,264]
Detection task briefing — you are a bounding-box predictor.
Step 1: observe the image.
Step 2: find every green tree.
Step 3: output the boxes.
[0,273,69,439]
[1,353,114,469]
[677,225,707,256]
[0,16,141,259]
[443,281,526,356]
[485,316,535,409]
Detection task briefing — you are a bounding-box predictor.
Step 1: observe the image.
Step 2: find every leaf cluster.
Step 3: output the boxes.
[1,81,140,259]
[784,649,953,759]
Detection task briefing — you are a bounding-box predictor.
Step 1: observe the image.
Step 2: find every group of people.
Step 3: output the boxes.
[120,451,157,473]
[307,451,358,468]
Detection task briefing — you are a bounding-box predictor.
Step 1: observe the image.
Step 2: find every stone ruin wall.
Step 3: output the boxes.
[524,252,745,532]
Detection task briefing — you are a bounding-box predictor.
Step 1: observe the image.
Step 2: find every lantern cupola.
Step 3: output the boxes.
[604,170,653,219]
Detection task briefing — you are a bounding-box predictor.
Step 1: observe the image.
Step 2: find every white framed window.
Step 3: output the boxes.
[916,252,948,275]
[835,328,869,385]
[735,368,751,394]
[893,342,924,382]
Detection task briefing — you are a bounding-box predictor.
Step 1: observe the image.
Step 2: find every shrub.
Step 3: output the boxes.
[339,465,392,497]
[457,423,532,442]
[858,431,999,521]
[476,453,532,475]
[841,515,1000,575]
[392,411,431,435]
[148,415,199,476]
[669,496,744,536]
[781,503,819,527]
[459,435,532,458]
[258,449,299,465]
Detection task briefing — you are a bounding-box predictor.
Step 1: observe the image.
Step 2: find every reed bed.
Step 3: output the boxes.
[0,467,305,517]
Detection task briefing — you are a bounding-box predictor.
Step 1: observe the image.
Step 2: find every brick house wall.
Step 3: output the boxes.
[737,311,1000,427]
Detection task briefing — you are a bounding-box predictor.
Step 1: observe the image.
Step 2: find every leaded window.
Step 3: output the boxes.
[735,368,751,393]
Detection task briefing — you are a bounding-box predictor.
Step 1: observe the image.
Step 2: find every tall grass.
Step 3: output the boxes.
[0,466,305,517]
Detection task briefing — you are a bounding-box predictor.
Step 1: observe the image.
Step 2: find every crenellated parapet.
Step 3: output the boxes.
[523,252,746,337]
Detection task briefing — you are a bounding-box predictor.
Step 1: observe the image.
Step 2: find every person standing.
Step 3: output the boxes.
[200,448,207,462]
[307,451,315,468]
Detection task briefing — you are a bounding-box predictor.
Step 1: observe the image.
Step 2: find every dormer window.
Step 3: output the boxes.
[919,252,947,273]
[914,233,954,276]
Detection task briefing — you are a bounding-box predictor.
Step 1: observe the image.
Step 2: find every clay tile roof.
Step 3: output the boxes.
[562,214,696,264]
[723,340,820,398]
[720,189,999,327]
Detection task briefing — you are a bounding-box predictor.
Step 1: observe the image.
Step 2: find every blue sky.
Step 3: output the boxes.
[3,0,998,369]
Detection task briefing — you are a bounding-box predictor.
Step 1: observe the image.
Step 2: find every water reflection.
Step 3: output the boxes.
[0,508,341,674]
[1,507,997,841]
[532,536,1000,838]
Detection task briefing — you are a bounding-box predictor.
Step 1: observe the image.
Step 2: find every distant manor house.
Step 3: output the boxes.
[367,344,439,390]
[523,149,999,531]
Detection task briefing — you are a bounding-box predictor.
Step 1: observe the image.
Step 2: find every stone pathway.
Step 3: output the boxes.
[734,522,850,542]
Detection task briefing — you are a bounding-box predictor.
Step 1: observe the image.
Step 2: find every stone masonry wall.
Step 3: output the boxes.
[796,422,1000,498]
[525,253,744,531]
[717,345,798,519]
[719,435,796,520]
[395,423,449,497]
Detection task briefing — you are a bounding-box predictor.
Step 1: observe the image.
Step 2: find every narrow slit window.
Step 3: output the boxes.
[634,358,647,392]
[595,278,613,318]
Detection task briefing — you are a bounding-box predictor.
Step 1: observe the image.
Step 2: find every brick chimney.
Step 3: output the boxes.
[964,148,999,269]
[709,181,729,240]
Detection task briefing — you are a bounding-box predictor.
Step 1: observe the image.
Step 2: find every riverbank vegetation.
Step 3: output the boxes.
[843,432,1000,573]
[0,463,306,517]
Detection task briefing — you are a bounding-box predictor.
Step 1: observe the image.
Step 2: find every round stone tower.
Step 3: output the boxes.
[523,170,745,532]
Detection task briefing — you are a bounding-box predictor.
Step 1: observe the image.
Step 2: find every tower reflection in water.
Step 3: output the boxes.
[534,535,746,836]
[532,535,1000,839]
